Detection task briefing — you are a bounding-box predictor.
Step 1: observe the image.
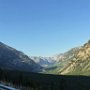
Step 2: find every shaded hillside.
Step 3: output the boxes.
[0,42,42,72]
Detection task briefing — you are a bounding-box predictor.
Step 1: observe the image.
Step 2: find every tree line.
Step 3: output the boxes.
[0,69,66,90]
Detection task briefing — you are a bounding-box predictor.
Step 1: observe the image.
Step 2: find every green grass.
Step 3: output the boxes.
[67,70,90,76]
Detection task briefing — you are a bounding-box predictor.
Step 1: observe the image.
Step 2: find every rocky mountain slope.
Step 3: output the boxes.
[0,42,42,72]
[43,47,80,74]
[59,40,90,75]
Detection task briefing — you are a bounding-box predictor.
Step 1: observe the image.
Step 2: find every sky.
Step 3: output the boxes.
[0,0,90,56]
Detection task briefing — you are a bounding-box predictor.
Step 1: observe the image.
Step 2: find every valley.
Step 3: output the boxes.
[1,40,90,75]
[0,40,90,89]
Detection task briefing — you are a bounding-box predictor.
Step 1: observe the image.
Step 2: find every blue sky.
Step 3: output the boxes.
[0,0,90,56]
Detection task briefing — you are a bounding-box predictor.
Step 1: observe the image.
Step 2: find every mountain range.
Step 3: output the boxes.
[30,56,56,67]
[0,40,90,75]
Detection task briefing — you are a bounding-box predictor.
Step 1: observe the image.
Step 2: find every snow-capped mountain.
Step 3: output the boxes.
[30,56,56,67]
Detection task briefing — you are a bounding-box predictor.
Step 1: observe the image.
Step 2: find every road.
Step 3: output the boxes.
[0,84,19,90]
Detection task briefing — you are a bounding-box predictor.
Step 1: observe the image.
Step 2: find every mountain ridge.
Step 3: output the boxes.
[0,42,42,72]
[59,40,90,75]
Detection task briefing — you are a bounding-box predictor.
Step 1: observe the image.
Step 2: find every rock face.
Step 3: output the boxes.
[0,42,42,72]
[59,40,90,75]
[55,47,80,62]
